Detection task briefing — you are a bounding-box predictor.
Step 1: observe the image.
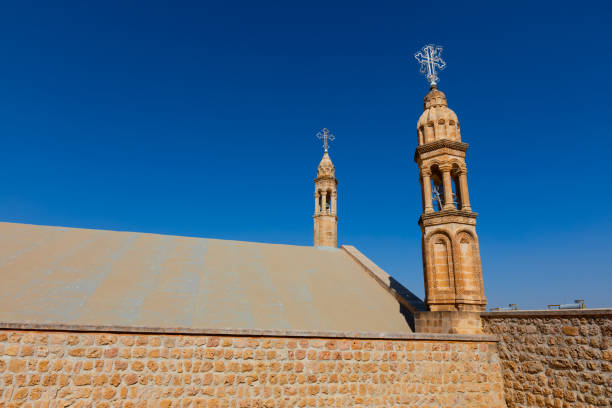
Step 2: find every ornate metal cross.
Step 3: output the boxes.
[415,44,446,86]
[316,128,335,152]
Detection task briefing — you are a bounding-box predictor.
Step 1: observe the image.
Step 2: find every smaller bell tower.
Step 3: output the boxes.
[313,128,338,247]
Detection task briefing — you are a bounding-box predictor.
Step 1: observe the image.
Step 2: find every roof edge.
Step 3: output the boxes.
[0,322,496,342]
[341,245,427,313]
[0,221,314,249]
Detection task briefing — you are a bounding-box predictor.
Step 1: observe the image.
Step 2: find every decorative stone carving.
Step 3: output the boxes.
[417,86,462,145]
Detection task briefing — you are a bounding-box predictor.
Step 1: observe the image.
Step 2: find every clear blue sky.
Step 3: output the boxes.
[1,1,610,309]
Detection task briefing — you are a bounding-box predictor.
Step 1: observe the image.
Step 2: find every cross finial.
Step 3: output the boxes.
[415,44,446,86]
[316,128,335,152]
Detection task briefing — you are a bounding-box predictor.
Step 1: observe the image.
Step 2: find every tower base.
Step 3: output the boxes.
[414,311,483,334]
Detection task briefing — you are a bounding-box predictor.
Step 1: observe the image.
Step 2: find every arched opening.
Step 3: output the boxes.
[430,165,445,212]
[325,190,332,214]
[318,191,323,213]
[451,164,462,210]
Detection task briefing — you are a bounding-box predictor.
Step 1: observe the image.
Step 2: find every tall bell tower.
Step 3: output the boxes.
[415,84,486,312]
[413,45,486,333]
[313,128,338,247]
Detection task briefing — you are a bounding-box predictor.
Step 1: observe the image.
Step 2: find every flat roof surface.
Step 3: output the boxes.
[0,222,416,333]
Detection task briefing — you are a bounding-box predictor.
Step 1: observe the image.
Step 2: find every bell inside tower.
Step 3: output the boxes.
[316,190,334,214]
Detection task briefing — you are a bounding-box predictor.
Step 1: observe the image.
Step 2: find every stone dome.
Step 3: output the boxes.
[317,151,335,178]
[417,86,461,146]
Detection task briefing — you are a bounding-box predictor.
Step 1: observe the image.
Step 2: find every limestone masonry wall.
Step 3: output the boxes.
[0,327,505,407]
[482,309,612,408]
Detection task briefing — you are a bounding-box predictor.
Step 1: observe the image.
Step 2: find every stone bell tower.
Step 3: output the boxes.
[415,85,486,315]
[412,45,486,334]
[313,128,338,247]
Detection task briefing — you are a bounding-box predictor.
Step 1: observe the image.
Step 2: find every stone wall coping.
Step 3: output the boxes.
[341,245,427,312]
[481,308,612,318]
[0,321,498,342]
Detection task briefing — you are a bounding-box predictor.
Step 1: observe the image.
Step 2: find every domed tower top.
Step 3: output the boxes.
[416,85,461,146]
[317,151,335,179]
[424,85,448,109]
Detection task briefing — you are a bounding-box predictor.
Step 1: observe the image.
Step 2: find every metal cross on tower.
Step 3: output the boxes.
[415,44,446,86]
[316,128,335,152]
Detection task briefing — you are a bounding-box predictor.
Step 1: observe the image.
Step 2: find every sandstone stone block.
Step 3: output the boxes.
[561,326,578,336]
[8,359,25,373]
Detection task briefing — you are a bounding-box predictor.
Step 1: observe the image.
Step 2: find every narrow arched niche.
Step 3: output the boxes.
[437,119,446,139]
[425,123,434,143]
[456,232,480,295]
[429,233,454,294]
[325,190,332,213]
[448,120,456,140]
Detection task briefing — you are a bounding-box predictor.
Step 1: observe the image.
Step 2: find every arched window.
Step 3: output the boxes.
[318,191,323,213]
[451,164,462,210]
[430,165,445,211]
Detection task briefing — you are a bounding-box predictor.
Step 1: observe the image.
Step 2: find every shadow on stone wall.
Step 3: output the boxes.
[389,276,427,332]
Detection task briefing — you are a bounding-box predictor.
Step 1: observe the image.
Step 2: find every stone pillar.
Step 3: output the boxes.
[441,166,455,210]
[331,191,337,214]
[322,191,328,213]
[459,170,471,211]
[421,170,434,213]
[314,192,320,214]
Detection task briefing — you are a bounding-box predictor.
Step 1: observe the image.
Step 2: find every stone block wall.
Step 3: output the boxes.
[415,311,483,335]
[482,309,612,408]
[0,326,506,407]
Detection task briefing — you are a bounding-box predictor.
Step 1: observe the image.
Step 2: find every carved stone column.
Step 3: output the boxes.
[314,192,320,215]
[459,168,471,211]
[421,169,434,213]
[331,191,337,214]
[322,191,328,213]
[440,165,455,210]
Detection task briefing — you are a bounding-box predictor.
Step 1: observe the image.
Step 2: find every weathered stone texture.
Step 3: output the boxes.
[482,311,612,408]
[0,329,505,407]
[415,311,483,335]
